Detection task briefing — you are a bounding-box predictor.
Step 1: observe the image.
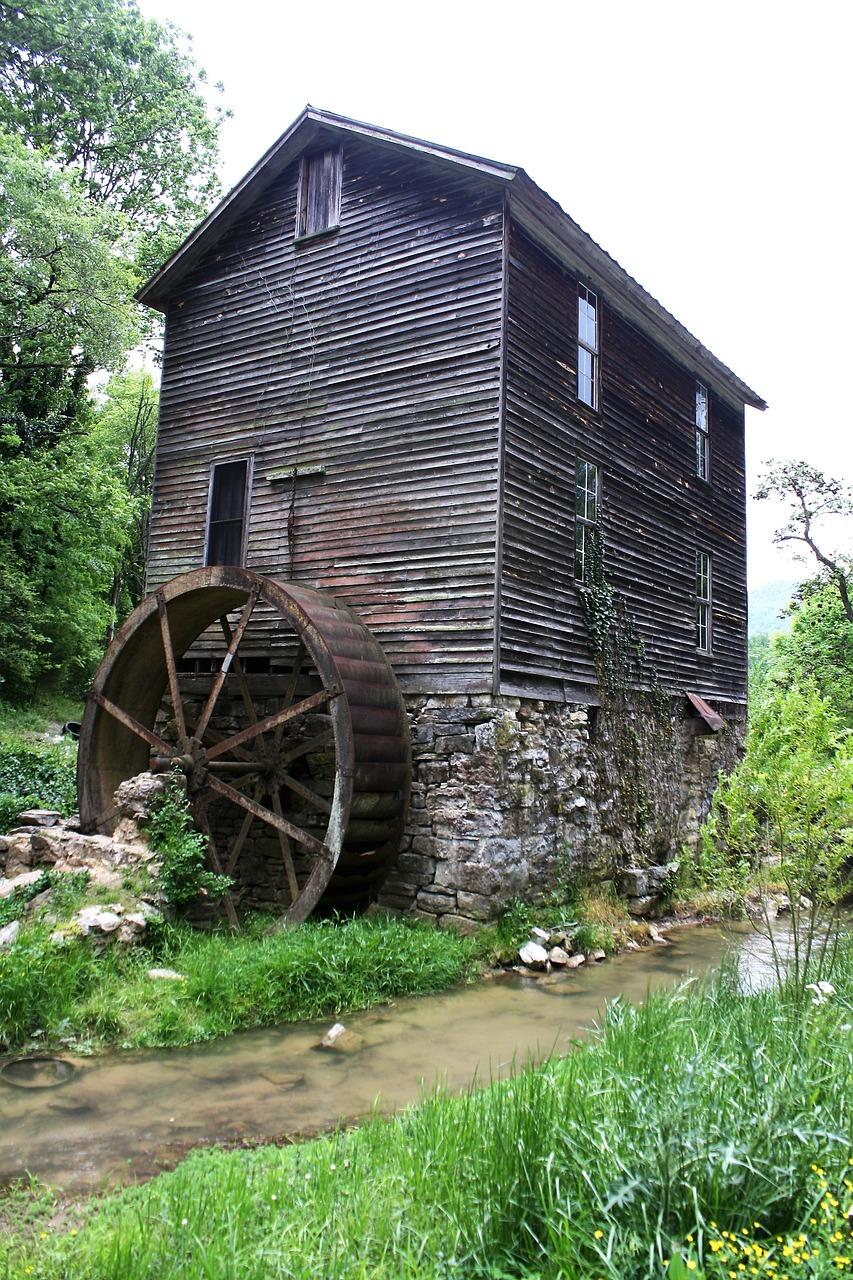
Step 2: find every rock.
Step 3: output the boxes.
[518,941,548,968]
[25,889,53,913]
[588,948,607,962]
[565,953,586,969]
[0,870,43,899]
[548,946,571,966]
[320,1022,363,1053]
[627,895,658,918]
[531,926,550,942]
[147,967,186,981]
[95,911,122,933]
[15,809,63,827]
[647,923,669,945]
[622,867,649,897]
[0,920,20,947]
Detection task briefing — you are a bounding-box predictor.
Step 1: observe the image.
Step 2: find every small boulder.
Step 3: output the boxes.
[15,810,63,828]
[0,870,43,900]
[588,948,607,963]
[95,911,122,933]
[548,946,571,966]
[320,1022,363,1053]
[518,940,549,968]
[627,895,658,918]
[565,953,586,969]
[0,920,21,948]
[147,967,186,981]
[531,926,550,942]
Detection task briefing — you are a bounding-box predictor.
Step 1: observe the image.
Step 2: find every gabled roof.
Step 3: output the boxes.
[138,107,766,411]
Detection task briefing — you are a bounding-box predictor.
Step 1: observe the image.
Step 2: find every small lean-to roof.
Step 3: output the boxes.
[138,107,766,412]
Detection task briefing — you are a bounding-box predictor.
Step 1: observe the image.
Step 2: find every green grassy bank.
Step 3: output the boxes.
[3,940,851,1280]
[0,915,479,1054]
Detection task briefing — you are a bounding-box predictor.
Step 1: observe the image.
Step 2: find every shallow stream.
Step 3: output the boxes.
[0,923,778,1190]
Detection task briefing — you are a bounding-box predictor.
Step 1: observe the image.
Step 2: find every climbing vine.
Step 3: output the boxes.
[577,526,684,864]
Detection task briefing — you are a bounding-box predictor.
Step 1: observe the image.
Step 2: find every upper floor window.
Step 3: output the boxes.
[205,459,250,566]
[296,148,342,240]
[695,549,712,651]
[575,459,600,582]
[577,284,599,409]
[695,381,709,480]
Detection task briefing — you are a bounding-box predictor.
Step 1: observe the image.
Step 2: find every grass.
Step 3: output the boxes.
[0,697,83,737]
[0,914,480,1054]
[3,937,850,1279]
[0,733,77,832]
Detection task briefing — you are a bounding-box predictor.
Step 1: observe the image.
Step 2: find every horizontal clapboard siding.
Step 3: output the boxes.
[147,136,504,691]
[499,224,747,702]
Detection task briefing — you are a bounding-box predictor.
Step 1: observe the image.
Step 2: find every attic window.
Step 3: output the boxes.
[577,284,599,409]
[695,382,710,480]
[296,148,342,240]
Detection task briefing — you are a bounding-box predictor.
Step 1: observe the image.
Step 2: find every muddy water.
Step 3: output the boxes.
[0,924,771,1190]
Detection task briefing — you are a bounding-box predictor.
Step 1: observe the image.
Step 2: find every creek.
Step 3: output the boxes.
[0,923,781,1191]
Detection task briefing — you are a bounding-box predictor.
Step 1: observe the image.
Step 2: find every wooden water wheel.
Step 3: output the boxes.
[77,567,410,924]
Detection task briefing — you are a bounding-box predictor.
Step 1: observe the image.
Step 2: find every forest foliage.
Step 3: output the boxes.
[0,0,224,702]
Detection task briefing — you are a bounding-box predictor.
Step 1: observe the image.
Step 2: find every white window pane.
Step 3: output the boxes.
[696,383,708,431]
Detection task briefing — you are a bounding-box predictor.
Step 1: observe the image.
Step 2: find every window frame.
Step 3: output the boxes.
[203,456,253,568]
[574,458,601,584]
[695,381,710,482]
[295,147,343,242]
[695,549,712,653]
[577,283,600,411]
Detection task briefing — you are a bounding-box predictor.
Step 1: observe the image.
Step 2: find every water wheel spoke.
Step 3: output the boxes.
[156,593,187,741]
[280,728,335,768]
[273,642,306,749]
[195,589,259,741]
[281,772,332,815]
[206,686,340,761]
[271,789,300,902]
[193,795,239,930]
[92,691,173,756]
[219,616,260,727]
[192,724,256,764]
[280,729,335,768]
[224,783,261,876]
[205,773,330,859]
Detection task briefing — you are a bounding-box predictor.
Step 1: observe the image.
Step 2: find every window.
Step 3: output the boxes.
[695,381,709,480]
[296,148,342,239]
[695,550,712,651]
[205,459,250,566]
[575,459,600,582]
[577,284,599,409]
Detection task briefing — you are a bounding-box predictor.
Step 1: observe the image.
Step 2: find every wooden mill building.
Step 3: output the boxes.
[127,107,765,924]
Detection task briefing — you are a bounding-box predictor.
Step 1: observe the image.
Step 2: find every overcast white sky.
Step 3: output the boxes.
[141,0,852,591]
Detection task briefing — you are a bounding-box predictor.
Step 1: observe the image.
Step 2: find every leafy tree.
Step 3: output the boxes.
[755,459,853,624]
[772,579,853,728]
[0,434,133,700]
[90,370,158,626]
[0,131,138,450]
[0,0,226,275]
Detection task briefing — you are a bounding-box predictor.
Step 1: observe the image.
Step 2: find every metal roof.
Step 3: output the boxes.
[137,106,766,411]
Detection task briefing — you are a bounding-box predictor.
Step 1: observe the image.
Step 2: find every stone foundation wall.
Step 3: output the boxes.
[376,693,744,929]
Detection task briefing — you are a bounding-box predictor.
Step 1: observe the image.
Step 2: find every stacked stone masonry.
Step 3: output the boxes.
[376,693,744,931]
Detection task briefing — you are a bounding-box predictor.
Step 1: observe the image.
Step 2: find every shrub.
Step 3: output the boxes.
[146,775,232,907]
[0,733,77,831]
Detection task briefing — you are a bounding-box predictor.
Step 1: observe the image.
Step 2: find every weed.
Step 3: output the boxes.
[147,774,231,906]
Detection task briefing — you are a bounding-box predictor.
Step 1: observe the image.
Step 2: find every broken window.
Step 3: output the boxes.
[695,381,709,480]
[296,148,343,239]
[575,459,600,582]
[577,284,599,409]
[205,459,250,566]
[696,549,712,651]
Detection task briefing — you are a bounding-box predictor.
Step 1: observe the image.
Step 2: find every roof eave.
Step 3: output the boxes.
[508,174,767,412]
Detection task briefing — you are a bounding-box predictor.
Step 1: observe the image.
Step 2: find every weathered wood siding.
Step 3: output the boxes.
[147,136,504,692]
[500,223,747,702]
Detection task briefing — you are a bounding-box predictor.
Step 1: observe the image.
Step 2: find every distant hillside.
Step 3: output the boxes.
[749,579,798,636]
